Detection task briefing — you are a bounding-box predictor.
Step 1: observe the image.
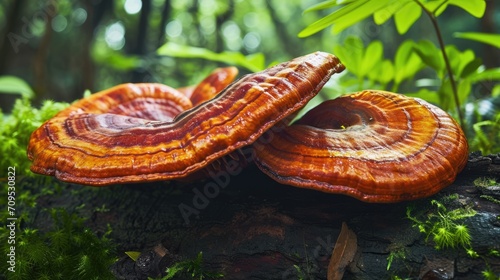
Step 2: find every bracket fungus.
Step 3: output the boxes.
[27,52,469,202]
[253,90,469,202]
[28,52,344,186]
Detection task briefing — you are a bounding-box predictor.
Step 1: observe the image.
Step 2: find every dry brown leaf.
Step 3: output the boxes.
[327,222,358,280]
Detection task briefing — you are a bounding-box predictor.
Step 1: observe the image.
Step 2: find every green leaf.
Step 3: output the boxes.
[332,0,392,33]
[359,40,383,77]
[424,0,449,16]
[394,1,422,34]
[299,0,392,36]
[164,263,185,279]
[125,251,141,262]
[334,36,384,80]
[0,76,34,99]
[457,78,472,105]
[492,84,500,97]
[333,36,364,76]
[473,118,500,155]
[460,57,482,78]
[373,0,412,25]
[394,40,424,85]
[468,68,500,83]
[157,42,265,72]
[454,32,500,49]
[413,40,444,73]
[445,45,461,73]
[437,79,454,111]
[444,46,478,79]
[303,0,339,13]
[368,59,394,86]
[299,0,368,37]
[456,49,476,78]
[449,0,486,18]
[406,89,441,105]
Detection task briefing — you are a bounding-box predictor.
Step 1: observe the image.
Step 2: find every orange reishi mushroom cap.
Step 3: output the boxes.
[189,67,239,106]
[253,90,469,203]
[27,52,344,186]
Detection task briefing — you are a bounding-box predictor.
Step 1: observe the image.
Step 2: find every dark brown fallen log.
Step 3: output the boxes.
[30,153,500,279]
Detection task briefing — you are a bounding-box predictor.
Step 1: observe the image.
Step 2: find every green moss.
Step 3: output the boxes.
[0,97,69,176]
[480,195,500,205]
[482,268,500,280]
[473,177,500,204]
[406,197,500,278]
[293,264,306,280]
[406,196,476,251]
[0,208,117,280]
[386,248,407,271]
[154,252,224,280]
[0,95,120,279]
[474,177,499,188]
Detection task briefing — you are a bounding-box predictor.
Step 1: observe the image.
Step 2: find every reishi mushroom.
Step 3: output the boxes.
[185,66,239,106]
[27,52,469,202]
[53,67,239,122]
[27,52,344,186]
[252,90,469,202]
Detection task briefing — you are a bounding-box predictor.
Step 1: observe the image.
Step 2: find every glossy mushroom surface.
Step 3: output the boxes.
[27,52,345,185]
[55,67,239,122]
[253,90,469,202]
[188,67,239,106]
[54,83,192,122]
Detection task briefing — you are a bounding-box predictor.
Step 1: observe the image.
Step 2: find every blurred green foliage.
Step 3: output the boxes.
[299,0,486,37]
[0,76,34,99]
[1,0,336,103]
[157,42,266,72]
[298,0,500,154]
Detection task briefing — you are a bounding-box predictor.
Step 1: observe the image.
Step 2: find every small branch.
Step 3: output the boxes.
[429,13,465,128]
[415,0,465,129]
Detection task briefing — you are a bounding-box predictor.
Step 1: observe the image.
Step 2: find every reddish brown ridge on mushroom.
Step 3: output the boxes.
[54,83,192,122]
[253,90,469,203]
[54,67,239,122]
[188,67,239,106]
[27,52,345,186]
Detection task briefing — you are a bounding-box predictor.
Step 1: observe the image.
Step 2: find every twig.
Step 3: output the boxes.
[415,0,465,129]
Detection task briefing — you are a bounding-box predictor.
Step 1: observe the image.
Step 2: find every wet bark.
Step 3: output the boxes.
[32,152,500,279]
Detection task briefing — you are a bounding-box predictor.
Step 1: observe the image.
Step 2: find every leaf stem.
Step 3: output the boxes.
[415,0,465,128]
